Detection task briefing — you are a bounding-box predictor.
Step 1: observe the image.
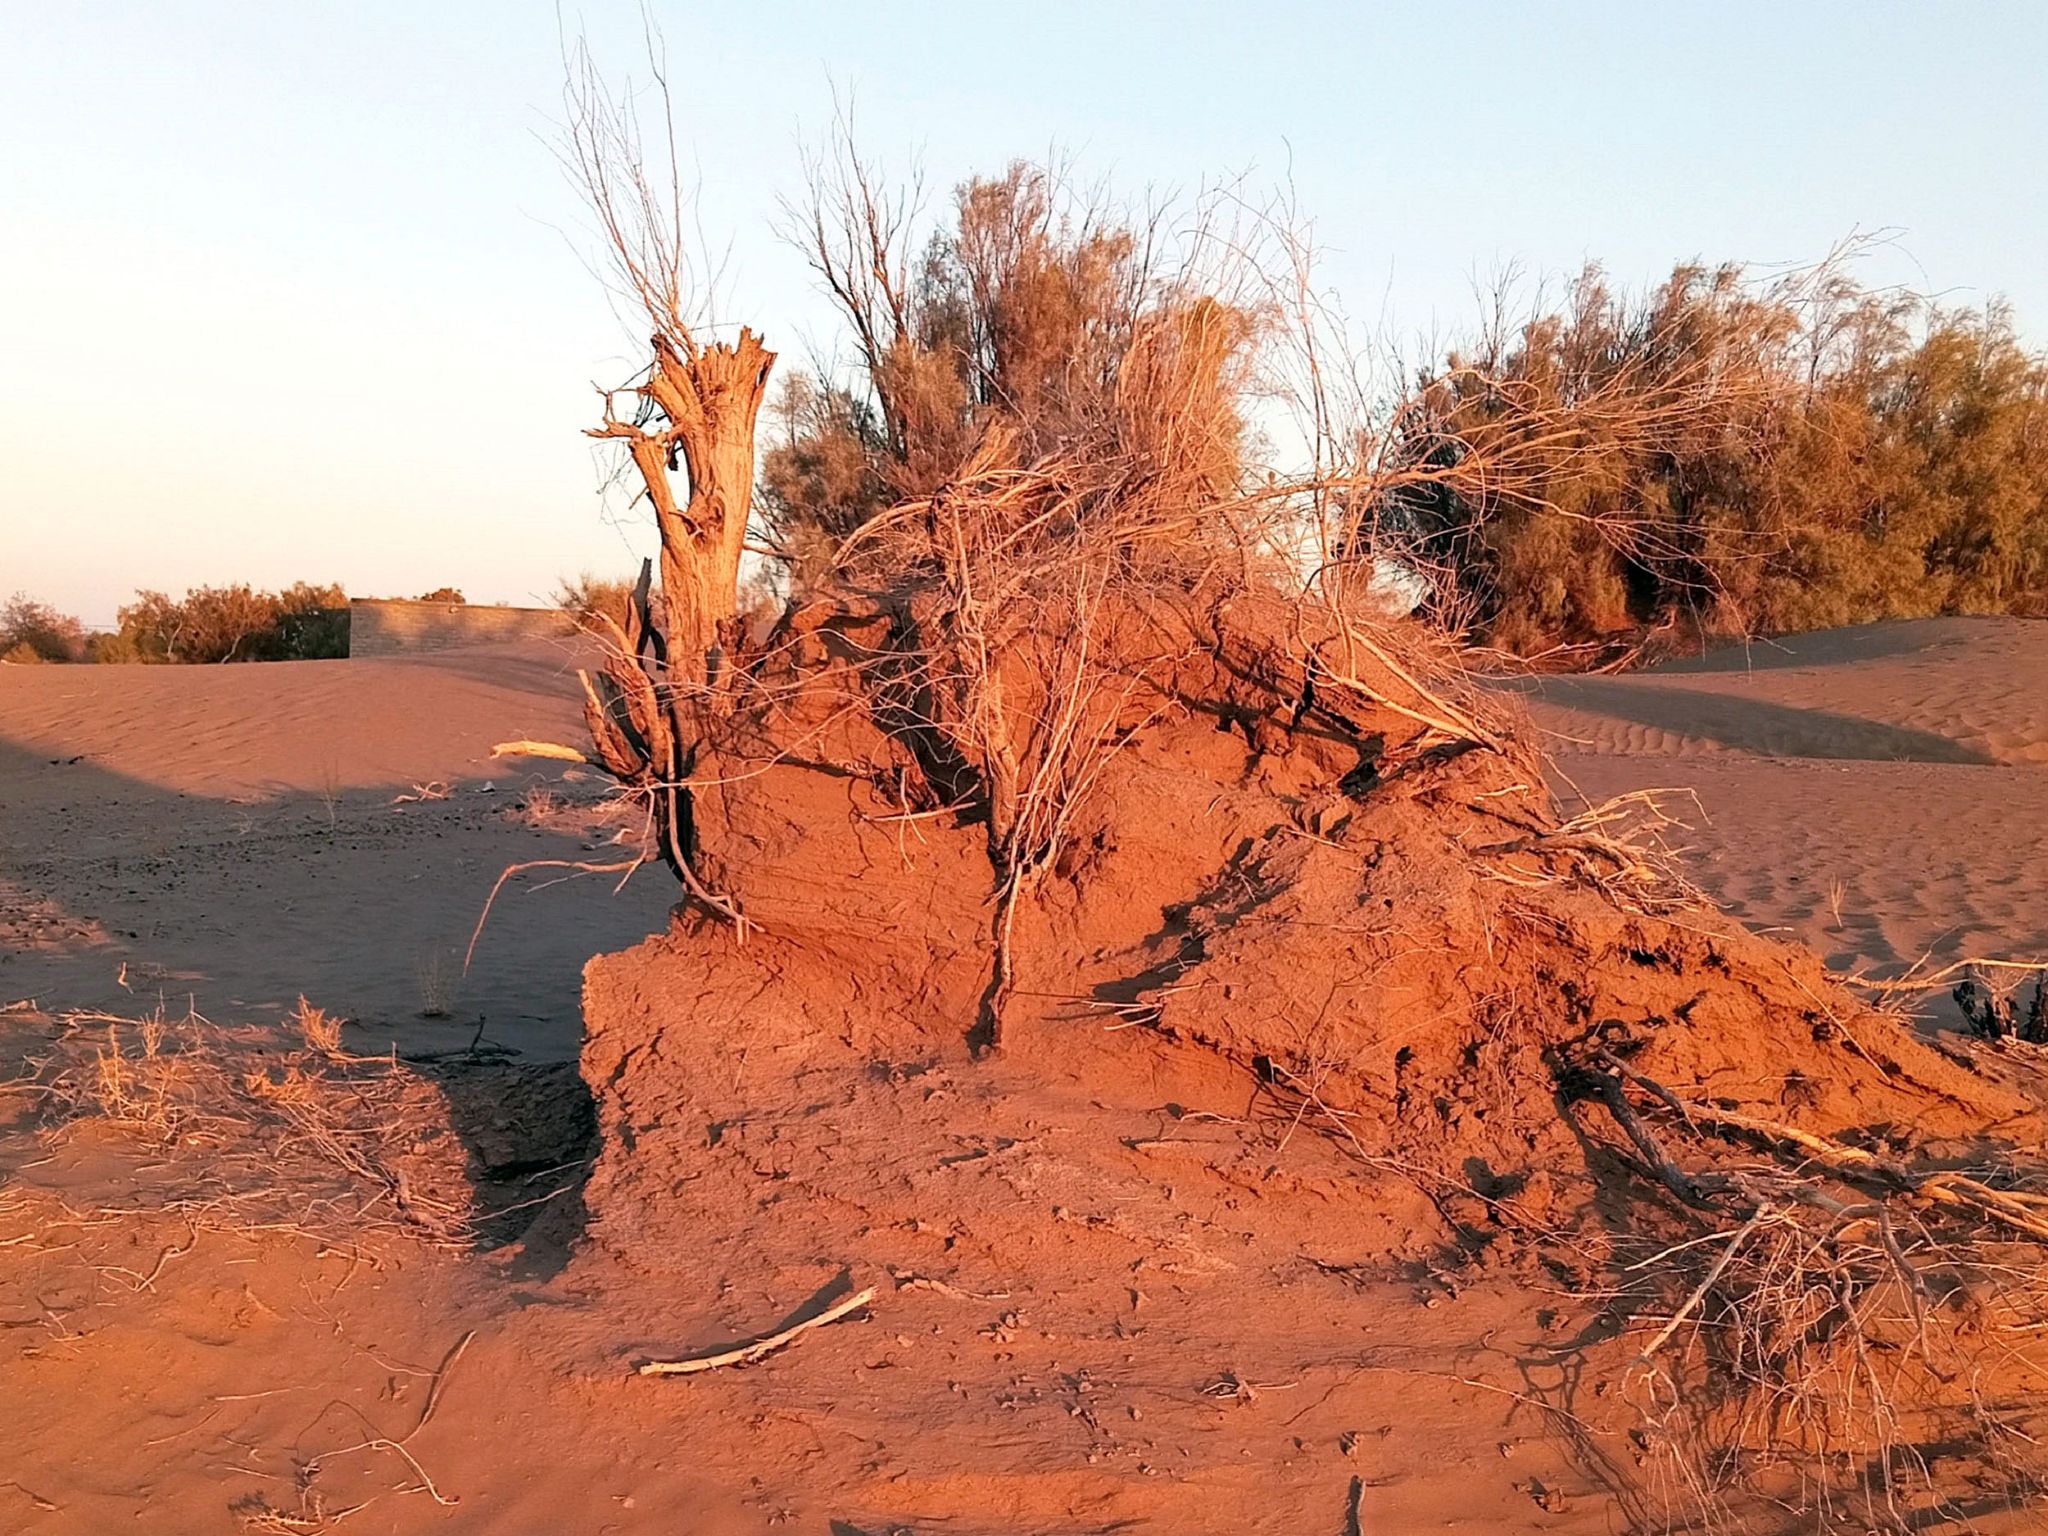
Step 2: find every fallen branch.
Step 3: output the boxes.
[1596,1054,2048,1243]
[1853,956,2048,993]
[490,739,589,763]
[637,1285,877,1376]
[410,1330,477,1441]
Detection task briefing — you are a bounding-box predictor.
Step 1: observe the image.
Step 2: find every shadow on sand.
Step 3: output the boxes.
[1514,677,1995,764]
[0,729,663,1275]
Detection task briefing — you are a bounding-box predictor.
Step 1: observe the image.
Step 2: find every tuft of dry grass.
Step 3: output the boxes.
[315,762,341,828]
[415,950,457,1020]
[21,1003,470,1248]
[516,785,558,826]
[293,995,344,1057]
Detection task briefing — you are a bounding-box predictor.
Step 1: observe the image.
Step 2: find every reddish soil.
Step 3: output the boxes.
[4,618,2046,1535]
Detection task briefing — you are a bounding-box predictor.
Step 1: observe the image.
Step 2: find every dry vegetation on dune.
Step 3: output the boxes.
[484,62,2048,1533]
[3,997,473,1248]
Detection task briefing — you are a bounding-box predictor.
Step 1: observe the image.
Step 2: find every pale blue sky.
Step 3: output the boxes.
[4,2,2044,624]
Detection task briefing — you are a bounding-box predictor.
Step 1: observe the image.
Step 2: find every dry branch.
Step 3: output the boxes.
[490,740,589,764]
[637,1285,877,1376]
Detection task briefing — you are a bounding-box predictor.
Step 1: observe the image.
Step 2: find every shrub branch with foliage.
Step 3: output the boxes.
[99,583,350,663]
[1371,259,2048,654]
[1,594,88,663]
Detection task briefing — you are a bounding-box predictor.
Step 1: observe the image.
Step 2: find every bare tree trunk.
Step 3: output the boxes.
[598,328,777,683]
[559,39,775,911]
[579,329,775,910]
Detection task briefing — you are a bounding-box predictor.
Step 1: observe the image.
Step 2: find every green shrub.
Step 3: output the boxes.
[1383,266,2048,653]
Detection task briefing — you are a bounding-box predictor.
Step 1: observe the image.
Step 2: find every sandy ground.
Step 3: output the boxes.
[1517,617,2048,1011]
[0,640,673,1057]
[3,618,2044,1535]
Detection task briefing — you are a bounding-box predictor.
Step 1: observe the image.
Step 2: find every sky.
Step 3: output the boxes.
[4,2,2045,626]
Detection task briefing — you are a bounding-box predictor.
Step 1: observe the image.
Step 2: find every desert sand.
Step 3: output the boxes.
[1521,617,2048,1014]
[3,617,2044,1535]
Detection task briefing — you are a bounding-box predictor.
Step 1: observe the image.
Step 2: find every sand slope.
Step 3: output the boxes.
[1519,617,2048,998]
[1520,616,2048,767]
[0,642,672,1056]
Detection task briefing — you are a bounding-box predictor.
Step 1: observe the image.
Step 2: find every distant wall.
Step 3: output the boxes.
[347,599,574,657]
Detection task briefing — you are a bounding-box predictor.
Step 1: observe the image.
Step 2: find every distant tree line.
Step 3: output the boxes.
[1,585,465,664]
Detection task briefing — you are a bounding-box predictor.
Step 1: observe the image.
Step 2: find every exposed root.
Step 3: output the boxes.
[1559,1044,2048,1524]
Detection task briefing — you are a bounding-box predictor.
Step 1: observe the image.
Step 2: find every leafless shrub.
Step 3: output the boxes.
[314,762,341,828]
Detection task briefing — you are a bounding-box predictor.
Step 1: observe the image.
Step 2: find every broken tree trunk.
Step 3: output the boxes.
[584,327,776,905]
[593,327,777,685]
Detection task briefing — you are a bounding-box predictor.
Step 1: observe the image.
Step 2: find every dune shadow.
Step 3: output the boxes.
[1522,677,1995,763]
[0,726,652,1275]
[1650,619,1963,675]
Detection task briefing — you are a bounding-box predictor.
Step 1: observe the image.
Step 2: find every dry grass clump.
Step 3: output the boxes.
[415,951,458,1020]
[1562,1051,2048,1527]
[292,994,344,1056]
[18,1002,468,1248]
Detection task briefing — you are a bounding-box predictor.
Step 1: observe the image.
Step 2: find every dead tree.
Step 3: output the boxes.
[588,329,776,683]
[561,40,775,905]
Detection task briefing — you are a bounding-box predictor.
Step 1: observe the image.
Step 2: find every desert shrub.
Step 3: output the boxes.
[82,629,145,664]
[756,374,891,585]
[553,572,636,635]
[104,582,349,663]
[1379,263,2048,653]
[764,157,1253,590]
[0,593,87,662]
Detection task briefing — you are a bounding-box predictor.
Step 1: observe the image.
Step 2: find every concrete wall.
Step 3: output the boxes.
[347,599,575,656]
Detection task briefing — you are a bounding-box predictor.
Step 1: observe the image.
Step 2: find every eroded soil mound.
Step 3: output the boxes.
[576,593,2048,1530]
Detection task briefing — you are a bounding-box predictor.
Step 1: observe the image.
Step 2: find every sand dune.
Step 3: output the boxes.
[0,639,598,800]
[1520,616,2048,766]
[0,641,672,1057]
[4,619,2045,1536]
[1520,616,2048,1000]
